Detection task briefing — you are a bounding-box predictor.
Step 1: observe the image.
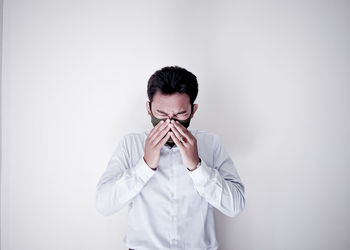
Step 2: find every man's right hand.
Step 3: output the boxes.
[143,118,172,170]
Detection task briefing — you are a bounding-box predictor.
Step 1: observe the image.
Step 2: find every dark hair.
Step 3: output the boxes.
[147,66,198,108]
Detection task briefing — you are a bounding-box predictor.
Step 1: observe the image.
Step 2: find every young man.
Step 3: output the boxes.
[96,66,246,250]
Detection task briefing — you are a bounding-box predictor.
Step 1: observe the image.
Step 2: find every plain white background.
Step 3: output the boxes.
[1,0,350,249]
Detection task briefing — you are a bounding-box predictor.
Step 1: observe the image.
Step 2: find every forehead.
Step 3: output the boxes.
[152,92,191,110]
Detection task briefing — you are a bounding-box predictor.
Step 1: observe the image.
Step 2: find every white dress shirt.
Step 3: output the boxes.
[96,128,245,250]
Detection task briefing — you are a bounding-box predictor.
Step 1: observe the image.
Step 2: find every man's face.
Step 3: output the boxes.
[146,92,198,143]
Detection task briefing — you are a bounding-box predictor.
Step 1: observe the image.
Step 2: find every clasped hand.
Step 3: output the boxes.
[169,120,200,171]
[143,119,200,171]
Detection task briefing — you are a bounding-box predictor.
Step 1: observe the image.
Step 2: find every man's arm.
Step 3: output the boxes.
[187,135,246,218]
[95,136,156,216]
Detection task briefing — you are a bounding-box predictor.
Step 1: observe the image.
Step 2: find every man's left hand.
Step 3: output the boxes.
[169,120,200,171]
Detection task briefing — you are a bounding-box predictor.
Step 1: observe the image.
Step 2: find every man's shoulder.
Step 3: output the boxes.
[189,128,221,144]
[191,129,217,137]
[121,130,148,142]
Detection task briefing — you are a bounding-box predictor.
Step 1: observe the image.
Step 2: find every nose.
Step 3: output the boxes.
[163,116,177,124]
[164,114,175,120]
[167,116,178,122]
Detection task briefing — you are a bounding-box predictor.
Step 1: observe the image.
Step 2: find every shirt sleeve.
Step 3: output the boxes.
[95,135,156,216]
[187,134,246,218]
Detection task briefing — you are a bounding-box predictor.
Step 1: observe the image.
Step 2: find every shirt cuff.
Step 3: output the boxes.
[134,156,156,183]
[187,159,214,187]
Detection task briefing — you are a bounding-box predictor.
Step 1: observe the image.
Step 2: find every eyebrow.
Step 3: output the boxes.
[156,109,187,115]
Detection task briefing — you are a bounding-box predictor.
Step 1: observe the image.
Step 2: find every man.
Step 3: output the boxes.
[96,66,246,250]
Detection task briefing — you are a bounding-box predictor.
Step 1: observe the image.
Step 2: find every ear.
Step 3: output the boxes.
[146,101,151,115]
[191,104,198,118]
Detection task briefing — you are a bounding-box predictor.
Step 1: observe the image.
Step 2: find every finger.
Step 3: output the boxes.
[157,130,172,147]
[153,123,172,145]
[171,120,191,141]
[170,131,185,150]
[149,119,170,142]
[148,119,165,139]
[169,123,185,145]
[171,121,192,146]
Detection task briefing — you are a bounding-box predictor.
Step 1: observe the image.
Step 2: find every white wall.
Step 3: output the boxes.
[0,0,2,246]
[1,0,350,249]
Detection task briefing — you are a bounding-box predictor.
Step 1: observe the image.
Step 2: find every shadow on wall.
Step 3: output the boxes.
[197,76,257,155]
[198,76,255,250]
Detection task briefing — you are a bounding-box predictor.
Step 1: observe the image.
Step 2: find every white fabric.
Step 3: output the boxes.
[96,128,245,250]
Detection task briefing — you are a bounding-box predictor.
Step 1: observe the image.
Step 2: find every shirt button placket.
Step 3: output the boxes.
[169,150,178,249]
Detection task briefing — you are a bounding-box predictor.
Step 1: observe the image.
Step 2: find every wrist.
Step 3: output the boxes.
[143,156,157,170]
[188,158,201,171]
